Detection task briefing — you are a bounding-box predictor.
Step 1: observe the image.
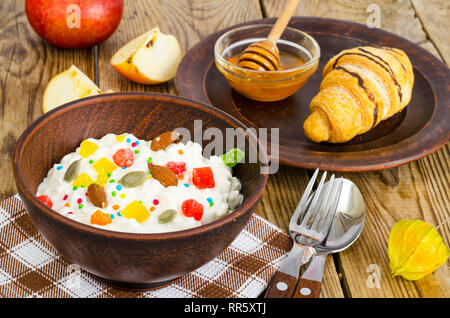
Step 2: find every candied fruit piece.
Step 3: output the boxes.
[79,140,98,158]
[92,157,117,175]
[116,135,126,143]
[72,173,94,188]
[181,199,204,221]
[121,200,150,223]
[192,167,215,189]
[221,148,245,168]
[113,148,135,168]
[96,172,109,186]
[37,195,53,208]
[166,161,186,176]
[90,210,112,226]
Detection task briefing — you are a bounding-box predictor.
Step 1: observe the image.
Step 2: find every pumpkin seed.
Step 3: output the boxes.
[64,159,81,182]
[118,171,148,188]
[158,209,177,224]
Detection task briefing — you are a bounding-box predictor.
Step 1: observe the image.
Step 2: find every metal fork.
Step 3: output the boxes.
[265,169,343,298]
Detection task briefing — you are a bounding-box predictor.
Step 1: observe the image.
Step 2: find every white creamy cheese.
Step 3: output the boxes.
[36,133,243,233]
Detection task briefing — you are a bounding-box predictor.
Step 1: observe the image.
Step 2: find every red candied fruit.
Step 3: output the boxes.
[166,161,186,176]
[181,199,204,221]
[37,195,53,208]
[192,167,215,189]
[113,148,135,168]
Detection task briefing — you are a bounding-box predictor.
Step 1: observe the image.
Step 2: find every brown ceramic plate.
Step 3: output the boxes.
[175,17,450,171]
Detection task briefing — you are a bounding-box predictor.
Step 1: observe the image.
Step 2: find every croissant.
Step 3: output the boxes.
[303,46,414,143]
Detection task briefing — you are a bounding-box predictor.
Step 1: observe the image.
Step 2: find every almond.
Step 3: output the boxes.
[149,164,178,187]
[150,131,182,151]
[87,183,107,208]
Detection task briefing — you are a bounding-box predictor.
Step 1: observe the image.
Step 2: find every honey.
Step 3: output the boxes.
[217,45,318,102]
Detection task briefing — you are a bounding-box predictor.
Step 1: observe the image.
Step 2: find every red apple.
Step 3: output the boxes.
[25,0,124,49]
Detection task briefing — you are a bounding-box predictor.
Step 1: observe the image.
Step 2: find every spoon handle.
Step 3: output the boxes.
[293,253,327,298]
[267,0,301,44]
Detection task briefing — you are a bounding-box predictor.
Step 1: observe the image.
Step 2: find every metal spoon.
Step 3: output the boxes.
[293,178,366,298]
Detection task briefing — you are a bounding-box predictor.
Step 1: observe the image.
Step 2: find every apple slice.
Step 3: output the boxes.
[111,27,182,84]
[43,65,103,113]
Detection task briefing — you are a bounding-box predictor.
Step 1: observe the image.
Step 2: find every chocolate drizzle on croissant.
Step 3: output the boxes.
[303,46,414,143]
[335,66,379,127]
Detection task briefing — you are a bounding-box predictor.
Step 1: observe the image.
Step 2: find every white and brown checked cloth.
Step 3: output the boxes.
[0,195,313,298]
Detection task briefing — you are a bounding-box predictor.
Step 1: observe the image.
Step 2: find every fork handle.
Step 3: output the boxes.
[293,253,327,298]
[265,243,306,298]
[265,271,297,298]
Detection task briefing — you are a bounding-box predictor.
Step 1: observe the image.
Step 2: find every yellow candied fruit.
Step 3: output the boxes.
[92,157,117,175]
[121,200,150,223]
[72,173,94,188]
[96,172,109,186]
[116,135,126,143]
[80,140,98,158]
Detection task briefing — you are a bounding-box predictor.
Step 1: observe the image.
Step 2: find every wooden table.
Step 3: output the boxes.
[1,0,448,298]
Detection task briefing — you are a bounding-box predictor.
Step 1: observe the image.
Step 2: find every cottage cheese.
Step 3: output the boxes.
[36,133,243,233]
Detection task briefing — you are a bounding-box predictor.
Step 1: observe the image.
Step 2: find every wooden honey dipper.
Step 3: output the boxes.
[238,0,301,71]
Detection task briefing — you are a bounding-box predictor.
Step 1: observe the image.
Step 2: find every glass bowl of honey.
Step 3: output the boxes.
[214,24,320,102]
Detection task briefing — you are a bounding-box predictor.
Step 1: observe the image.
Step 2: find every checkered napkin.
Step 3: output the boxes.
[0,195,312,298]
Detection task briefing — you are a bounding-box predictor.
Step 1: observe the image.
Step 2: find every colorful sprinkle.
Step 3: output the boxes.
[178,149,184,155]
[206,197,213,203]
[120,193,126,199]
[126,138,131,143]
[78,204,84,209]
[134,150,140,154]
[64,203,70,207]
[89,159,94,164]
[109,179,116,183]
[110,214,115,219]
[116,185,122,191]
[112,205,120,210]
[209,202,214,207]
[116,135,125,143]
[184,183,190,187]
[111,191,116,197]
[150,206,156,212]
[77,198,82,204]
[178,175,184,180]
[131,142,137,147]
[153,199,159,205]
[56,166,63,170]
[63,195,68,200]
[135,141,140,145]
[67,212,73,215]
[122,166,127,170]
[107,172,112,177]
[73,186,78,190]
[117,211,122,216]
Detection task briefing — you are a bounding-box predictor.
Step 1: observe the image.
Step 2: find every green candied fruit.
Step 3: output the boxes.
[221,148,245,168]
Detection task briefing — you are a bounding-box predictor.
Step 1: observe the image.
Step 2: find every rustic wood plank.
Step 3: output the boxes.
[412,0,450,65]
[0,0,95,200]
[262,0,450,298]
[97,0,263,94]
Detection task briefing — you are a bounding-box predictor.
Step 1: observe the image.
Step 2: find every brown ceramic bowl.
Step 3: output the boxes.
[13,92,268,289]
